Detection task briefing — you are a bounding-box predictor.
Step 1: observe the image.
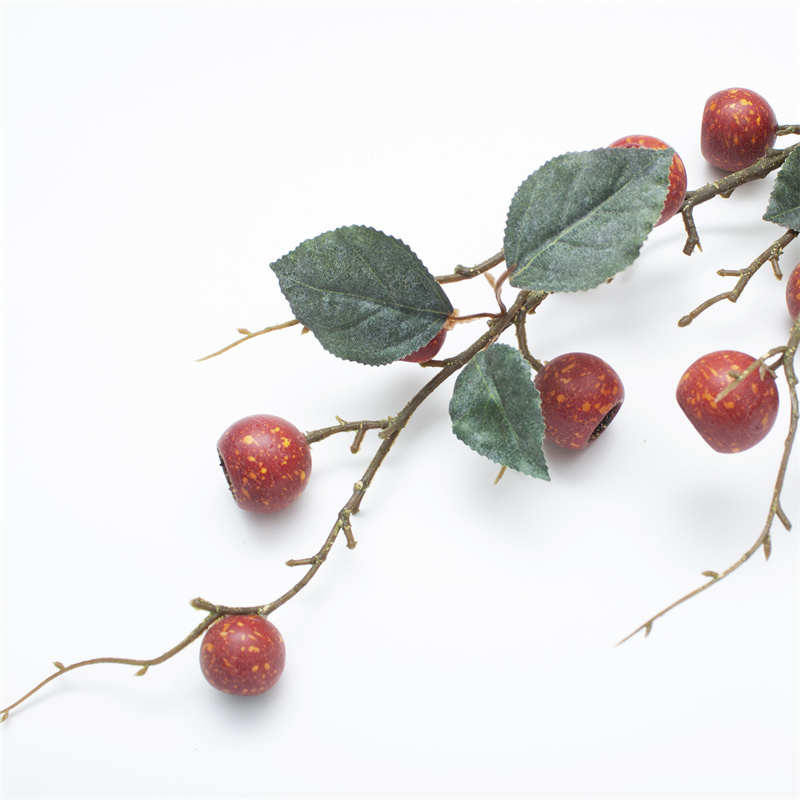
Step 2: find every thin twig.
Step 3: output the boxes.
[436,249,505,284]
[1,612,223,721]
[678,229,799,327]
[196,319,301,362]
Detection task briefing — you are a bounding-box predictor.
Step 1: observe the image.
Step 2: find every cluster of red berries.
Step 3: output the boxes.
[204,86,793,698]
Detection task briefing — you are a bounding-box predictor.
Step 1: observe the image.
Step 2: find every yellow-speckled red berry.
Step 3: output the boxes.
[534,352,625,450]
[608,135,688,226]
[701,88,777,172]
[676,350,779,453]
[401,326,447,363]
[217,414,312,513]
[200,615,286,696]
[786,263,800,322]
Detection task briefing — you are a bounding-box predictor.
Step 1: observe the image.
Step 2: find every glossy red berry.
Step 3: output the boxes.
[676,350,779,453]
[401,327,447,363]
[608,134,688,226]
[700,88,777,172]
[533,352,625,450]
[217,414,312,513]
[786,263,800,321]
[200,615,286,696]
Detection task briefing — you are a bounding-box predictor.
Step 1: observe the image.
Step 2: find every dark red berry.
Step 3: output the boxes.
[217,414,312,513]
[676,350,779,453]
[200,615,286,696]
[401,327,447,363]
[700,88,777,172]
[608,134,688,226]
[786,263,800,321]
[533,352,625,449]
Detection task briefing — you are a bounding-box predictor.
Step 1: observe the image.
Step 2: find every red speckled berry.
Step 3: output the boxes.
[533,352,625,450]
[786,263,800,321]
[676,350,779,453]
[401,327,447,363]
[200,615,286,696]
[701,88,777,172]
[217,414,312,513]
[609,134,688,226]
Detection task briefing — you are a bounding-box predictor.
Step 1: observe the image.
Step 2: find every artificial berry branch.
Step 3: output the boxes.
[619,313,800,644]
[3,88,798,718]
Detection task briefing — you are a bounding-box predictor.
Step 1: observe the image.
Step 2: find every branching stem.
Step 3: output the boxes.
[679,142,799,255]
[619,313,800,645]
[1,274,547,720]
[678,229,799,327]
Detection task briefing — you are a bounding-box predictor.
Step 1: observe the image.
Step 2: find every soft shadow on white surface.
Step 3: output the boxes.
[2,2,798,799]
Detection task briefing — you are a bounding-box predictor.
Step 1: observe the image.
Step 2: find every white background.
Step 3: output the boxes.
[1,2,798,799]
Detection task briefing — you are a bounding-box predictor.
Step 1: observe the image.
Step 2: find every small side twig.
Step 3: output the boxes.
[197,319,301,362]
[678,229,799,327]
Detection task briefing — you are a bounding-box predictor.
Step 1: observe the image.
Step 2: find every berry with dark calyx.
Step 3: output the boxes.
[401,326,447,363]
[534,352,625,449]
[700,88,777,172]
[608,134,688,226]
[217,414,312,513]
[676,350,779,454]
[200,615,286,696]
[786,263,800,321]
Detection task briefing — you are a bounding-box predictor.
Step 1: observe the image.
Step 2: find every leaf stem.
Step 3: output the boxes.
[436,249,505,284]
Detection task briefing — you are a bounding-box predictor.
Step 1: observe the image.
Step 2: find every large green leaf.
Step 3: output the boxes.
[763,147,800,229]
[504,148,672,292]
[449,344,549,480]
[270,225,453,365]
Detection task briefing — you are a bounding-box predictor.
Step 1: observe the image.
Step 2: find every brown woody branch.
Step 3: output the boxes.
[678,229,799,327]
[680,142,799,256]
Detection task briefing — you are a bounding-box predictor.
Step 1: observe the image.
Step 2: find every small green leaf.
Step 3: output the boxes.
[270,225,453,365]
[449,343,549,480]
[763,148,800,229]
[505,148,672,292]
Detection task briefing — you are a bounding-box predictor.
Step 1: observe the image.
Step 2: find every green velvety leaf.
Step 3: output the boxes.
[763,148,800,229]
[270,225,453,365]
[449,343,549,480]
[504,148,672,292]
